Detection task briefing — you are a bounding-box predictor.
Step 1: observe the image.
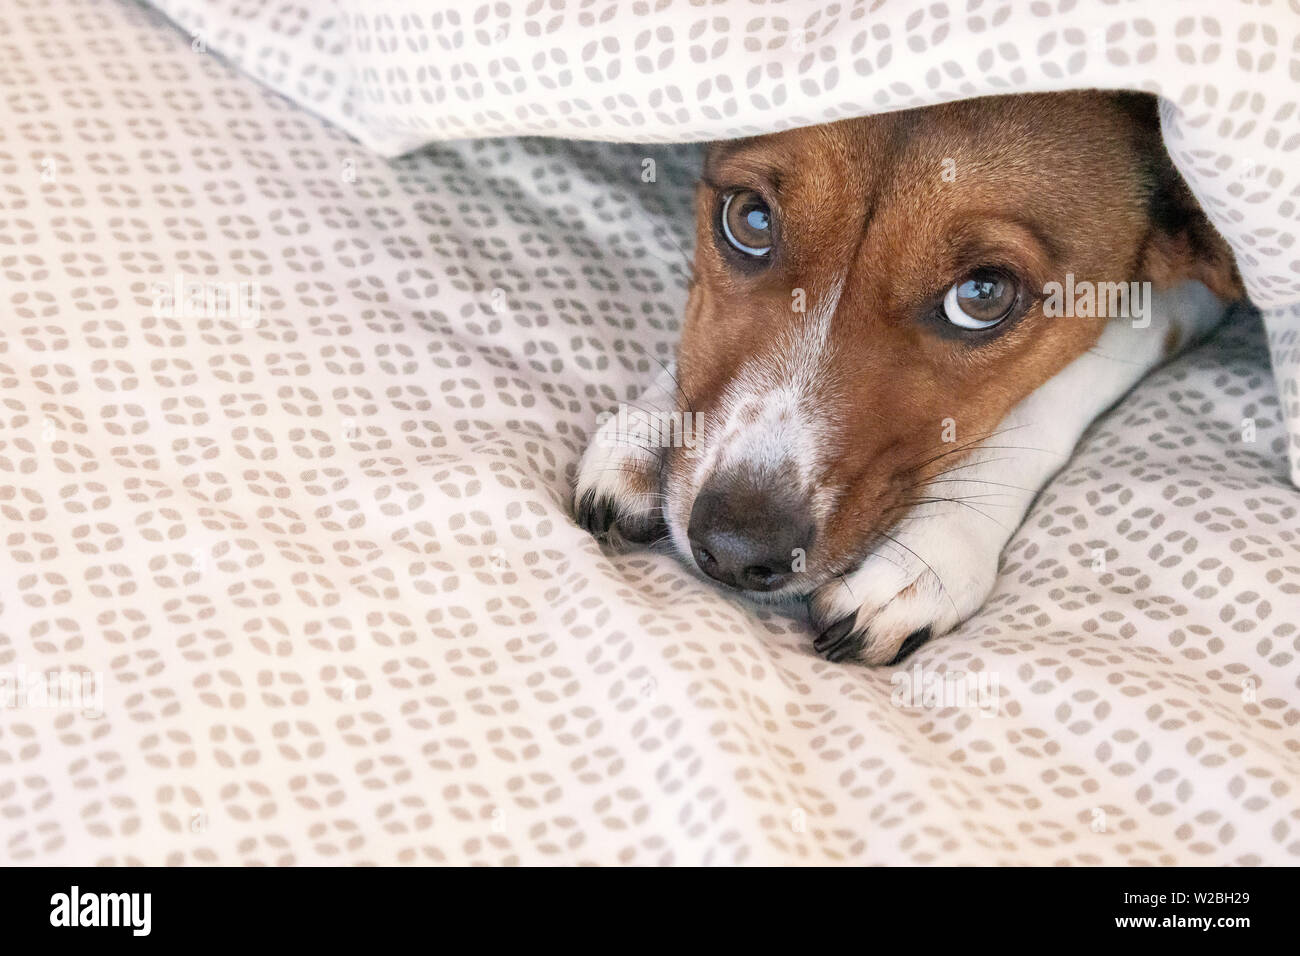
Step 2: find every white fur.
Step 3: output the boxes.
[573,363,681,534]
[576,281,1227,664]
[809,281,1226,663]
[664,279,846,566]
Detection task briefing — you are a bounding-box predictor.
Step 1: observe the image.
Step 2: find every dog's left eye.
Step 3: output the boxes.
[720,189,773,257]
[942,269,1018,330]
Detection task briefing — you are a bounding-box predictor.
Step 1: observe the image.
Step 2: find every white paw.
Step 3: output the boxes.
[573,404,667,546]
[808,504,1009,665]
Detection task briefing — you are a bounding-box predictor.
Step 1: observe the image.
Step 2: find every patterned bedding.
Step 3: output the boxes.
[0,0,1296,865]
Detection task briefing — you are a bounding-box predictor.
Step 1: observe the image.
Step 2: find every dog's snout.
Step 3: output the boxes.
[687,473,814,593]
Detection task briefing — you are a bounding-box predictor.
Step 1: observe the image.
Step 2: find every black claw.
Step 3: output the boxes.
[887,627,932,665]
[813,618,931,666]
[574,491,666,545]
[575,490,614,538]
[825,639,862,664]
[813,615,863,662]
[617,510,666,544]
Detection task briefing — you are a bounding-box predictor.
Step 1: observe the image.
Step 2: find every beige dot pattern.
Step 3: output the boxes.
[0,0,1297,865]
[147,0,1300,482]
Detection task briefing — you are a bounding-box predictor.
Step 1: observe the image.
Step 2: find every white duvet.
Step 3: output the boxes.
[0,0,1296,865]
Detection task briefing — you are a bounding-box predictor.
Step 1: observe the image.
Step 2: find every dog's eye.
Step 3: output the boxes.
[720,189,772,257]
[942,269,1018,330]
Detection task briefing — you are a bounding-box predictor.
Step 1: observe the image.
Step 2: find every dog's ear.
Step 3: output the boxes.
[1111,93,1243,301]
[1138,168,1245,301]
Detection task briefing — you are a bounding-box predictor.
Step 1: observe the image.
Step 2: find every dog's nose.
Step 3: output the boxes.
[687,473,814,592]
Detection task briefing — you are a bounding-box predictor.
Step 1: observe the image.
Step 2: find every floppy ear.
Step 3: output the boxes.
[1137,152,1245,302]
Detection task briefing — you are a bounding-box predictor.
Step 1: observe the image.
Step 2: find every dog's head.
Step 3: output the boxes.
[661,92,1241,598]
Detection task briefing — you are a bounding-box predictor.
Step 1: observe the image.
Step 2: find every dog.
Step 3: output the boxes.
[574,92,1243,666]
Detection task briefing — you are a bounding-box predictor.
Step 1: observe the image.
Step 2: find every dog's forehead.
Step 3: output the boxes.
[706,105,998,184]
[703,117,979,288]
[704,94,1134,206]
[705,117,899,196]
[700,96,1150,294]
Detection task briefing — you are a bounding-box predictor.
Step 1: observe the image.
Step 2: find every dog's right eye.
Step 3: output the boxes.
[720,189,773,258]
[941,269,1018,330]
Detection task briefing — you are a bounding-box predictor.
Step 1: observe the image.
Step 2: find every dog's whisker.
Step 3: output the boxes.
[874,529,961,621]
[915,477,1037,493]
[1086,346,1150,366]
[908,443,1063,474]
[919,496,1011,530]
[897,424,1030,476]
[587,433,670,454]
[586,465,667,484]
[904,493,1019,506]
[631,348,697,416]
[922,457,1017,480]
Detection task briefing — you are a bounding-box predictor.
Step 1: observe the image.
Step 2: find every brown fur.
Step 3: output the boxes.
[664,92,1242,586]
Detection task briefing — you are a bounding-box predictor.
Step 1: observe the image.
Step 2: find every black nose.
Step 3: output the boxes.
[687,471,814,592]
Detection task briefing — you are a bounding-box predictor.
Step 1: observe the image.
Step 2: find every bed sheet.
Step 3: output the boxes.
[0,0,1297,865]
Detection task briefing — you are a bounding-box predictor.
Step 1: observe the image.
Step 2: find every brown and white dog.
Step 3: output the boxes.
[574,92,1243,665]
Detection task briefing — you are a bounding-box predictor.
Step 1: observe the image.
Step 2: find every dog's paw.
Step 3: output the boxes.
[572,410,666,547]
[808,511,1006,665]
